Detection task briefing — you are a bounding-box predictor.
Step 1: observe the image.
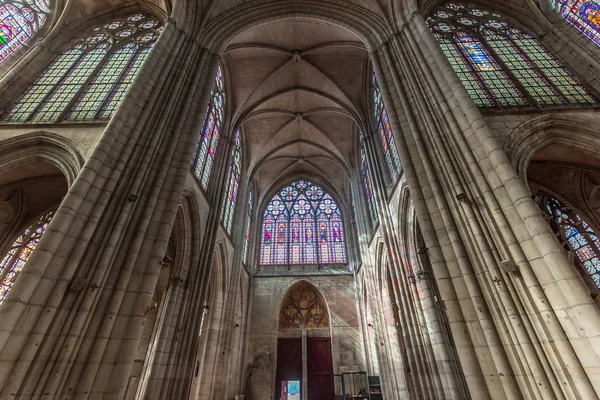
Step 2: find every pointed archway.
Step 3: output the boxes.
[276,281,333,400]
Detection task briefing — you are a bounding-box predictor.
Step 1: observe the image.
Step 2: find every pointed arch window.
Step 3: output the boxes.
[0,0,51,64]
[0,208,54,304]
[260,180,347,265]
[555,0,600,46]
[360,131,378,227]
[427,2,596,108]
[541,195,600,288]
[2,13,162,122]
[192,67,224,190]
[221,130,241,234]
[372,72,402,182]
[242,184,253,265]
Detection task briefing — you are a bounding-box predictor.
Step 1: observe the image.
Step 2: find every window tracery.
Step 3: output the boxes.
[0,0,51,63]
[2,12,161,122]
[0,208,53,304]
[192,67,224,190]
[221,130,241,234]
[373,72,402,181]
[260,180,346,266]
[242,184,253,265]
[541,194,600,288]
[554,0,600,46]
[360,131,378,227]
[427,1,596,108]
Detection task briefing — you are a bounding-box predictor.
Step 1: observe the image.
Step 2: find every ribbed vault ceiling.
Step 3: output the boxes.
[225,20,369,202]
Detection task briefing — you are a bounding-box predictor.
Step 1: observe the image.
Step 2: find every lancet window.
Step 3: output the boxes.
[2,12,161,122]
[541,194,600,288]
[360,132,378,227]
[427,2,596,108]
[0,0,51,63]
[221,130,241,234]
[554,0,600,46]
[192,67,224,190]
[0,208,54,304]
[372,72,402,182]
[260,180,347,266]
[242,184,253,265]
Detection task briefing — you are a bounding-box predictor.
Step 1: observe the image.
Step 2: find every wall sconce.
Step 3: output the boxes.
[161,255,173,266]
[456,193,468,203]
[367,323,374,328]
[417,246,427,255]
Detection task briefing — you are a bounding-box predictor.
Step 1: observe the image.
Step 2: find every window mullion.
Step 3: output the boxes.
[482,37,538,107]
[56,48,113,122]
[511,39,570,104]
[0,248,20,283]
[94,43,140,120]
[23,51,86,122]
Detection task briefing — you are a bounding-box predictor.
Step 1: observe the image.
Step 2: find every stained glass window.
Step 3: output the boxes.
[555,0,600,46]
[0,0,51,64]
[192,67,224,190]
[372,72,402,182]
[242,184,253,265]
[260,180,347,265]
[2,13,161,123]
[542,195,600,288]
[360,131,378,227]
[221,130,241,234]
[427,2,596,108]
[0,208,54,304]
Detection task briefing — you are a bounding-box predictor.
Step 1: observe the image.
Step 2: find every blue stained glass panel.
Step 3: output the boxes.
[544,195,600,289]
[427,1,597,108]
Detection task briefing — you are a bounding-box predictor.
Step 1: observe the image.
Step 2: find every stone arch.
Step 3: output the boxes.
[506,114,600,230]
[191,241,229,399]
[198,1,392,54]
[0,131,84,186]
[0,132,79,304]
[278,280,330,330]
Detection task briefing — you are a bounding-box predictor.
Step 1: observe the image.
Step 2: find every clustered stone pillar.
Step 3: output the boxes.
[369,8,600,399]
[0,16,220,398]
[357,69,467,398]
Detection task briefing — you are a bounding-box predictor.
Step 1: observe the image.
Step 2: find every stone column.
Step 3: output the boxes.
[376,8,600,398]
[0,17,220,398]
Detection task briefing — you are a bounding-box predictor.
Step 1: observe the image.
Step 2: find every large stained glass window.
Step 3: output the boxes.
[192,67,224,190]
[555,0,600,46]
[0,0,51,64]
[0,208,54,304]
[221,130,241,234]
[260,180,347,265]
[1,13,161,123]
[360,131,378,227]
[372,72,402,182]
[242,185,253,265]
[427,2,596,108]
[541,195,600,288]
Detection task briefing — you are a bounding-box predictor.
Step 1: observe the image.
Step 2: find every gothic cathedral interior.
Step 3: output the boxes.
[1,0,600,399]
